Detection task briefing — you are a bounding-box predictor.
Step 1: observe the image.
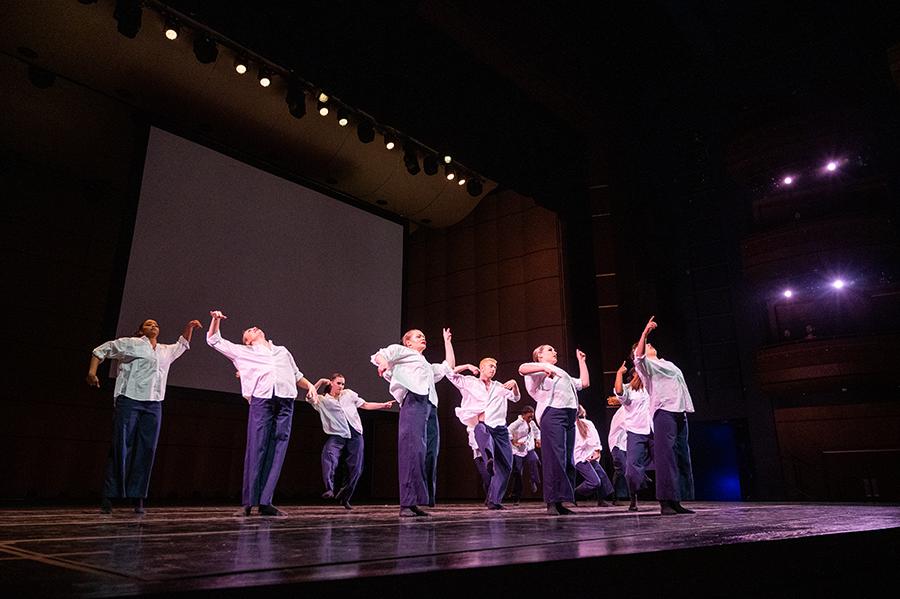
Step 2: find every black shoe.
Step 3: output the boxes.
[628,494,638,512]
[531,482,539,494]
[341,499,353,510]
[660,501,678,515]
[133,498,145,514]
[321,490,334,499]
[399,506,430,517]
[235,505,252,517]
[259,505,286,517]
[487,503,506,510]
[672,502,695,514]
[547,502,575,516]
[100,498,113,514]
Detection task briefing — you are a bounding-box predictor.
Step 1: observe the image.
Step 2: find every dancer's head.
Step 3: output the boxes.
[135,319,160,339]
[532,344,558,364]
[478,357,497,380]
[402,329,427,353]
[324,372,345,396]
[521,405,535,422]
[576,404,589,437]
[242,326,266,345]
[629,370,644,391]
[631,341,658,360]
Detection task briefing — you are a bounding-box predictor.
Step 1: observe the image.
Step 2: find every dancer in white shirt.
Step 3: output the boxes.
[574,404,615,505]
[308,373,393,509]
[611,360,655,511]
[371,328,456,517]
[207,310,316,517]
[87,317,201,514]
[508,405,541,503]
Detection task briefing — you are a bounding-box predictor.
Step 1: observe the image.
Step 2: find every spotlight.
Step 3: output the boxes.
[831,279,845,289]
[466,178,483,197]
[193,36,218,64]
[286,84,306,119]
[445,165,455,180]
[233,56,248,74]
[422,154,438,175]
[258,67,271,87]
[337,108,350,127]
[317,99,329,116]
[457,175,466,186]
[164,17,180,40]
[318,91,329,103]
[114,0,142,39]
[357,119,375,143]
[782,176,794,185]
[443,154,452,164]
[384,133,396,150]
[782,289,793,298]
[825,161,838,172]
[403,145,420,175]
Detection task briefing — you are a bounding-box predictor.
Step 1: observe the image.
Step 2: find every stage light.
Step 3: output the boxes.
[445,165,455,180]
[467,178,483,197]
[337,109,350,127]
[384,133,396,150]
[164,17,180,40]
[286,84,306,119]
[782,289,793,298]
[357,119,375,143]
[403,145,420,175]
[826,161,838,172]
[317,99,329,116]
[457,176,466,186]
[233,56,248,74]
[258,67,271,87]
[443,154,452,164]
[422,154,438,175]
[782,176,794,185]
[193,36,218,64]
[831,279,845,289]
[318,91,329,103]
[114,0,142,39]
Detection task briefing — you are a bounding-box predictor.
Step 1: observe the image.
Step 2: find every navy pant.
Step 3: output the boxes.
[539,407,576,503]
[575,460,615,499]
[510,450,541,499]
[103,396,162,499]
[625,431,655,495]
[610,447,630,499]
[398,392,439,507]
[474,457,490,494]
[473,423,513,505]
[652,410,694,501]
[243,395,294,507]
[321,428,364,500]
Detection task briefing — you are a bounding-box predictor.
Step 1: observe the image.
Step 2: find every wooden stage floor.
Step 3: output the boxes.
[1,501,899,597]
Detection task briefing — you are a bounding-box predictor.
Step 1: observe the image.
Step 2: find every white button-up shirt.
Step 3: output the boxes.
[370,344,449,406]
[614,384,653,435]
[633,353,695,415]
[521,363,583,423]
[92,335,189,401]
[310,389,366,438]
[508,416,540,457]
[608,406,628,451]
[445,372,519,428]
[466,425,481,459]
[574,418,602,464]
[207,332,303,400]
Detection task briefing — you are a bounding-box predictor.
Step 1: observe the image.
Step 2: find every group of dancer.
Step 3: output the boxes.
[88,310,694,517]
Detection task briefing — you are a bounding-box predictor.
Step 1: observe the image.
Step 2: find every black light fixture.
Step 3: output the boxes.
[403,145,420,175]
[422,154,439,175]
[163,16,180,40]
[258,67,271,87]
[357,119,375,143]
[27,65,56,89]
[286,83,306,119]
[114,0,142,39]
[467,178,483,197]
[193,36,218,64]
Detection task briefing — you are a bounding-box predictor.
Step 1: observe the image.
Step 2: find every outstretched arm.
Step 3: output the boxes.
[613,360,627,395]
[453,364,479,375]
[181,319,203,342]
[314,377,331,390]
[443,328,456,369]
[208,310,227,337]
[361,400,395,410]
[634,315,656,359]
[297,377,316,401]
[577,349,589,389]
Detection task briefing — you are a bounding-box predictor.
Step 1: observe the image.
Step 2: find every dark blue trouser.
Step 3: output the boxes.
[539,407,576,504]
[321,428,364,500]
[243,395,294,507]
[575,460,615,499]
[611,447,630,499]
[473,423,513,505]
[625,431,654,495]
[103,396,162,499]
[510,450,541,498]
[474,457,490,494]
[398,392,439,507]
[652,410,694,501]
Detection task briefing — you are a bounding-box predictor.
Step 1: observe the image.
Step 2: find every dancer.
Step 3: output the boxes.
[508,405,541,504]
[467,425,491,496]
[574,404,615,506]
[611,360,654,511]
[371,328,456,517]
[446,358,520,509]
[633,316,695,515]
[207,310,316,517]
[519,345,589,515]
[606,400,630,503]
[87,317,202,514]
[308,373,393,509]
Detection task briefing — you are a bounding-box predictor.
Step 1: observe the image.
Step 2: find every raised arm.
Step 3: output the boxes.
[503,379,521,399]
[181,319,203,342]
[361,400,395,410]
[443,327,456,369]
[576,349,589,389]
[634,315,656,359]
[453,364,479,375]
[313,377,331,390]
[208,310,227,338]
[297,376,316,401]
[613,361,627,395]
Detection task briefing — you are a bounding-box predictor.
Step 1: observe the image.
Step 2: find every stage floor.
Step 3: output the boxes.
[1,501,899,597]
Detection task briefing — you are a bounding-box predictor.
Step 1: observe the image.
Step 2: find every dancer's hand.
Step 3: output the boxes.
[210,310,227,320]
[186,319,202,329]
[644,315,657,334]
[442,328,452,342]
[617,360,627,375]
[607,396,622,407]
[576,349,587,361]
[503,380,517,390]
[381,400,395,409]
[86,373,100,387]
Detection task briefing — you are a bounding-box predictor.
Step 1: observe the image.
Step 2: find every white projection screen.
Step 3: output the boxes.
[116,127,404,404]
